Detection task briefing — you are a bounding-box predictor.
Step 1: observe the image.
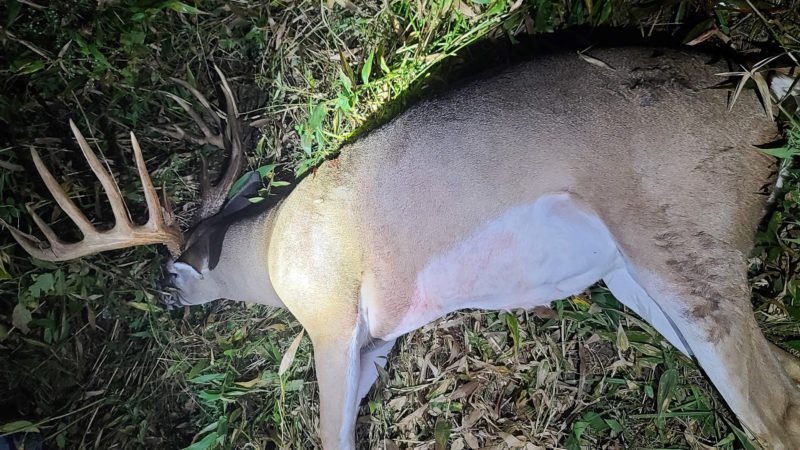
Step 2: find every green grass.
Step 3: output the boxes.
[1,0,799,449]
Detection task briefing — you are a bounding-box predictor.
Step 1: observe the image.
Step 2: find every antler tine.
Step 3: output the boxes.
[1,123,185,262]
[30,147,96,236]
[26,204,63,246]
[160,91,225,149]
[151,123,216,148]
[217,66,244,192]
[199,154,211,205]
[160,183,178,228]
[130,132,163,227]
[155,69,246,221]
[130,131,183,257]
[215,65,240,118]
[170,77,215,113]
[69,120,130,229]
[0,214,66,261]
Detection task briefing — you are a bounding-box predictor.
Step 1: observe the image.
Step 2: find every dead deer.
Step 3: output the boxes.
[3,48,800,449]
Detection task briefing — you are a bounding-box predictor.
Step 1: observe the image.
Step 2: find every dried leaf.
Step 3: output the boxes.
[381,440,400,450]
[279,329,304,376]
[12,303,32,334]
[463,432,480,448]
[578,51,614,70]
[86,304,97,330]
[127,301,163,313]
[454,0,477,18]
[274,18,287,50]
[334,0,358,13]
[532,305,558,320]
[398,403,426,429]
[616,323,629,351]
[464,408,483,427]
[685,28,730,46]
[450,380,480,400]
[387,396,407,410]
[161,1,206,15]
[499,432,526,446]
[235,373,262,388]
[752,71,774,120]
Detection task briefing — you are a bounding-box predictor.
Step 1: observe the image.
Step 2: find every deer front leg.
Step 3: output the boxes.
[310,305,367,450]
[311,329,364,450]
[308,319,395,449]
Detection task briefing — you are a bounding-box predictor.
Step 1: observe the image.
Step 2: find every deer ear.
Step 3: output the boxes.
[220,171,263,217]
[176,174,258,275]
[176,238,211,273]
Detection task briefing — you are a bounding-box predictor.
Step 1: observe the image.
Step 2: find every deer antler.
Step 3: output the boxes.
[155,66,245,220]
[198,66,245,220]
[1,120,184,261]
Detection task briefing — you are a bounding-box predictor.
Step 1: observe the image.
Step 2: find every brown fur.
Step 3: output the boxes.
[261,48,800,448]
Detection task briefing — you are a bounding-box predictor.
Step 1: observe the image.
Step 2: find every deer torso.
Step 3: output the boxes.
[267,47,776,344]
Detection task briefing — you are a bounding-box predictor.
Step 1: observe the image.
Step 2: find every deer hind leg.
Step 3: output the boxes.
[613,244,800,449]
[606,261,800,387]
[771,343,800,386]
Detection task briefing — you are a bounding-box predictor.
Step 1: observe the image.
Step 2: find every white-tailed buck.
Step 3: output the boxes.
[3,48,800,449]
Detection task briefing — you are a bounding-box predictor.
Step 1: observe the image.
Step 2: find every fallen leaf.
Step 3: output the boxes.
[463,408,483,427]
[499,432,526,447]
[450,380,480,400]
[532,306,558,320]
[279,329,305,376]
[398,403,426,429]
[12,304,32,334]
[578,51,615,70]
[235,373,262,388]
[464,432,480,448]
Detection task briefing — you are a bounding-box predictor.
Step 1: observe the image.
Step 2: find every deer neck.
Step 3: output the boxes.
[205,205,285,308]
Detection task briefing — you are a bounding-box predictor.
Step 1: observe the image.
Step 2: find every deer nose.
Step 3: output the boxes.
[157,278,184,310]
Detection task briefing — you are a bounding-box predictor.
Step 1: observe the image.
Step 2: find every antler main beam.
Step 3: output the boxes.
[1,120,183,261]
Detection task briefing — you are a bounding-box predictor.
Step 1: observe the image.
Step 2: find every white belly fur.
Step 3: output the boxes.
[381,193,692,357]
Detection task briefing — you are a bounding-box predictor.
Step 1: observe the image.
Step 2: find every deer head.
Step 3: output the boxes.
[2,69,285,311]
